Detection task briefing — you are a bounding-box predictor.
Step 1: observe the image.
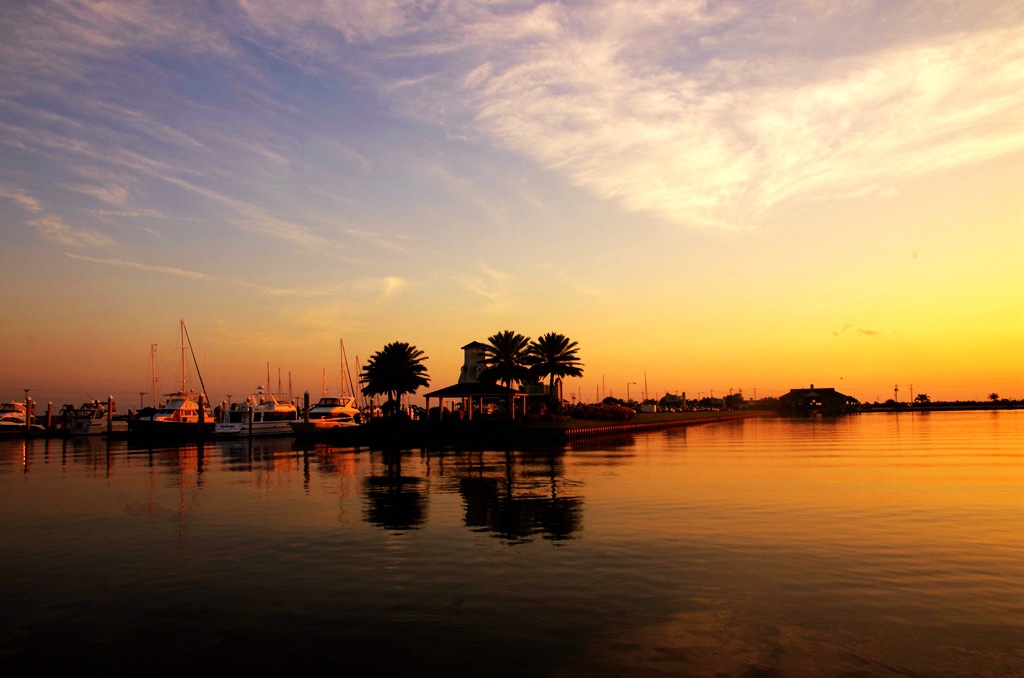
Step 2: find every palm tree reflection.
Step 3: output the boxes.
[363,449,428,531]
[458,449,582,543]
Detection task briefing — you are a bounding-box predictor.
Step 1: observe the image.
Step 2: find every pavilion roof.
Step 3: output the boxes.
[424,382,523,399]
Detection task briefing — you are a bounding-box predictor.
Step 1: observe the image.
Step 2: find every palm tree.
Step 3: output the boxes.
[528,332,584,411]
[360,342,430,416]
[480,330,532,417]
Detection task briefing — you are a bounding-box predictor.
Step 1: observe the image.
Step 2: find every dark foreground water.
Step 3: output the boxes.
[1,411,1021,676]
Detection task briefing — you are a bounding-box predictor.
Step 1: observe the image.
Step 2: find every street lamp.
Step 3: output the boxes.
[627,382,637,402]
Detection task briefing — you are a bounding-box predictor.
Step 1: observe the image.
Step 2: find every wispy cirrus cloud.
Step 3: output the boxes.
[2,187,116,247]
[29,216,115,248]
[65,252,409,300]
[834,324,882,338]
[454,263,513,313]
[240,0,1024,229]
[0,187,44,214]
[3,0,1022,243]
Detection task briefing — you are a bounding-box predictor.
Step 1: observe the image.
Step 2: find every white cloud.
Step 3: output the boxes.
[3,0,1022,240]
[230,0,1024,230]
[0,187,44,213]
[65,252,410,302]
[447,15,1024,229]
[66,182,129,208]
[27,215,114,247]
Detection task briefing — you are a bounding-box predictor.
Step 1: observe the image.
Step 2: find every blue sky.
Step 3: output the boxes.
[1,1,1021,407]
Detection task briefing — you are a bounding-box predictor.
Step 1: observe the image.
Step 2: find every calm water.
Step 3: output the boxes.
[1,411,1021,676]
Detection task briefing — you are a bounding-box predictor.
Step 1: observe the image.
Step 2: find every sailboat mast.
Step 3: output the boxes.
[180,320,208,396]
[151,343,158,406]
[180,319,186,393]
[355,356,362,409]
[340,339,345,397]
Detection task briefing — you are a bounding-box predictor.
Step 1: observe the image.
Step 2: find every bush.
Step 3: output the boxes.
[569,404,636,422]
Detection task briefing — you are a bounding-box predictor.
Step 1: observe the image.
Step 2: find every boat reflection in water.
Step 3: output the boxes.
[1,411,1021,676]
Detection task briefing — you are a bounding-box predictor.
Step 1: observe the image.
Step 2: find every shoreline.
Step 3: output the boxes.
[8,405,1020,445]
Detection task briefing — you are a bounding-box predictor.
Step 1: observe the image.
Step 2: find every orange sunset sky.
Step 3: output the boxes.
[1,1,1021,408]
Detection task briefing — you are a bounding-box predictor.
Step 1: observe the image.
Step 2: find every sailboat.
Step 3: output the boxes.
[128,320,215,440]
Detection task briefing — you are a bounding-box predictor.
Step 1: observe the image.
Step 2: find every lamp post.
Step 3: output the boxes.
[627,382,636,403]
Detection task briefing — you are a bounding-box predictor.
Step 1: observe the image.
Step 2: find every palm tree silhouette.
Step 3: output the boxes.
[528,332,584,410]
[480,330,532,416]
[360,342,430,416]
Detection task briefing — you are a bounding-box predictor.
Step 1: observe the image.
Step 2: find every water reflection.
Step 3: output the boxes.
[1,438,589,542]
[363,449,429,531]
[454,449,583,542]
[1,412,1021,676]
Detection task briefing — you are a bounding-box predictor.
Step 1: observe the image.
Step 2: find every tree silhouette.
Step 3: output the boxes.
[360,342,430,416]
[480,330,532,416]
[527,332,583,411]
[988,392,1000,402]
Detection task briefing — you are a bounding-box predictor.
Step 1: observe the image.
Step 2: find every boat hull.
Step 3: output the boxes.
[214,421,298,438]
[69,420,129,436]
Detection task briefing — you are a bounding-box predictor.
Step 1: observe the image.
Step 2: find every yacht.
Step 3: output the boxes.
[0,401,43,435]
[68,400,128,436]
[291,395,363,434]
[309,395,363,427]
[215,387,299,437]
[127,391,216,439]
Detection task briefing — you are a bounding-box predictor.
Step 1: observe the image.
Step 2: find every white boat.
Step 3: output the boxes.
[215,387,300,437]
[308,395,363,427]
[291,339,366,435]
[68,400,128,436]
[141,391,215,423]
[0,401,43,435]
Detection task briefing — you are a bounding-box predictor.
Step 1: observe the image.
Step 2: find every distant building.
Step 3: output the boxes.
[658,392,687,411]
[458,341,490,384]
[779,385,859,415]
[426,340,528,420]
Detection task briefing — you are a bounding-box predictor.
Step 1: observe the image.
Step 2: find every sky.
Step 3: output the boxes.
[1,0,1022,409]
